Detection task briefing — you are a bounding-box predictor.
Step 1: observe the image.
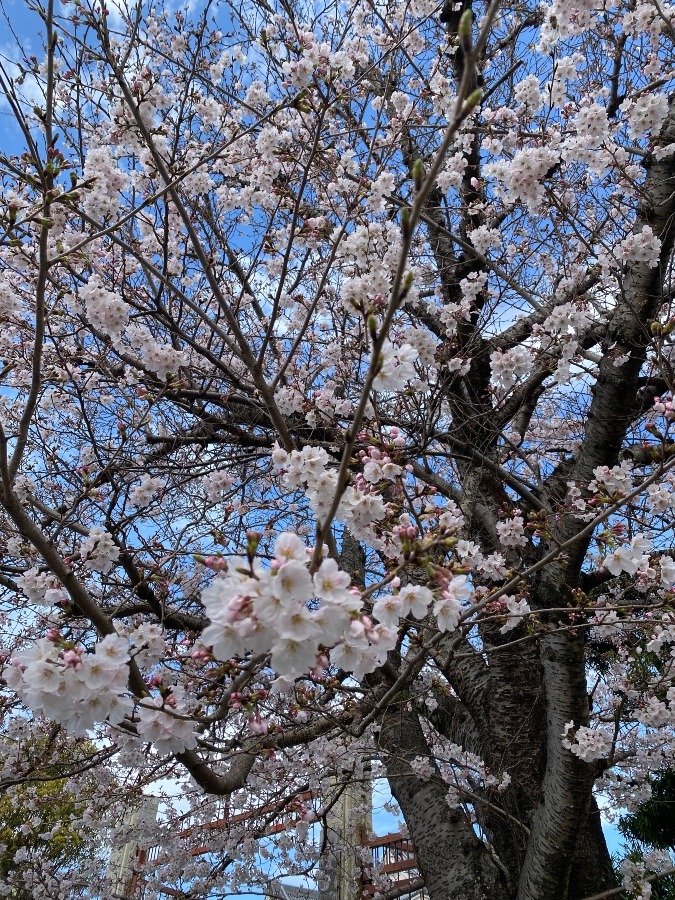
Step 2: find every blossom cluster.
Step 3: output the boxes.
[374,341,420,392]
[129,474,164,508]
[203,469,236,501]
[78,276,188,377]
[499,596,532,633]
[82,146,128,220]
[136,689,199,756]
[200,530,475,680]
[0,273,23,320]
[79,276,128,343]
[359,445,403,483]
[272,445,388,542]
[562,722,611,762]
[454,538,508,582]
[5,634,132,735]
[201,535,347,669]
[603,534,652,577]
[618,226,662,268]
[621,93,670,138]
[490,346,534,390]
[495,515,528,548]
[79,526,121,574]
[589,461,634,497]
[16,567,58,606]
[484,147,560,210]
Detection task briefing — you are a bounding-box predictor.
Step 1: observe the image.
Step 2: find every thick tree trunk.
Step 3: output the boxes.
[476,626,547,883]
[568,797,618,900]
[516,629,598,900]
[392,637,617,900]
[379,701,507,900]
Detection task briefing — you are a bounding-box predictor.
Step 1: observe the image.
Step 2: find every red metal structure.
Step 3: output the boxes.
[113,801,426,900]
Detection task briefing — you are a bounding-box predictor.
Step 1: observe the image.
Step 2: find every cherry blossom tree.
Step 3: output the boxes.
[2,0,675,896]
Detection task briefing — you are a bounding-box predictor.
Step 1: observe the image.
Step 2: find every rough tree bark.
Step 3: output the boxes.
[372,79,675,900]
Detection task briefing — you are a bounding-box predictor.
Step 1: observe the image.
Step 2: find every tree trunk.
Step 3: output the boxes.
[379,701,507,900]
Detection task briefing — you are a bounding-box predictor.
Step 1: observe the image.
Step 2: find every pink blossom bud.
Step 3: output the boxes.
[46,628,61,643]
[248,715,269,735]
[63,649,82,671]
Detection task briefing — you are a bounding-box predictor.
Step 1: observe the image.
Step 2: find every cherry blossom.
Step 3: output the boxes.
[2,0,675,896]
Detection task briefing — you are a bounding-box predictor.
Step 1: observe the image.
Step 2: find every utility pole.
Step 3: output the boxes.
[105,797,159,899]
[318,765,372,900]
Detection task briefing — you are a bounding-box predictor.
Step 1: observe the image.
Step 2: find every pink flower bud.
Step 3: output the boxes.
[63,649,82,671]
[248,714,269,735]
[203,555,228,571]
[360,614,378,642]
